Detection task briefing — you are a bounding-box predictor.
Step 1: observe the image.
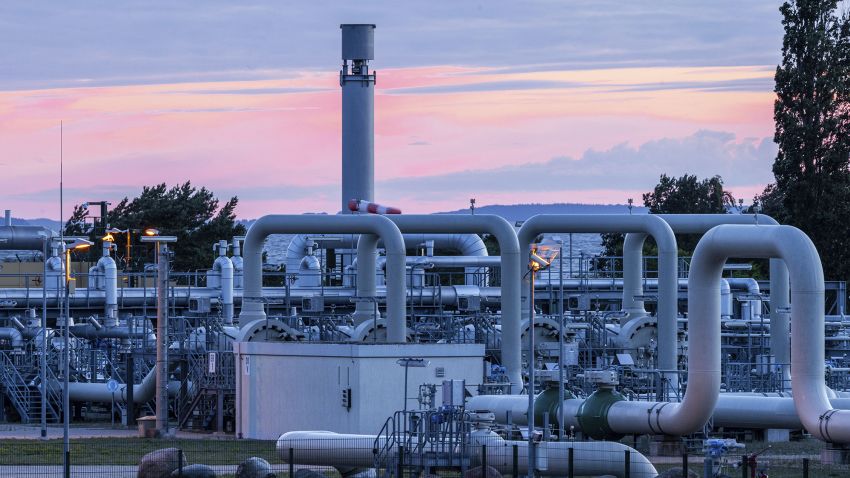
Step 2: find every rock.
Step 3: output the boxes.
[236,457,277,478]
[169,464,216,478]
[656,467,699,478]
[138,448,188,478]
[463,465,502,478]
[294,469,328,478]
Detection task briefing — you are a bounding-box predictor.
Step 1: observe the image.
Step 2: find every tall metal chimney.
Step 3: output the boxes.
[340,24,376,213]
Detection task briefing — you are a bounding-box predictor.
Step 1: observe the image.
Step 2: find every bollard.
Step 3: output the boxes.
[681,452,688,478]
[289,447,294,478]
[177,448,183,478]
[568,447,574,478]
[512,444,519,478]
[482,444,487,478]
[740,454,747,478]
[624,449,630,478]
[803,457,809,478]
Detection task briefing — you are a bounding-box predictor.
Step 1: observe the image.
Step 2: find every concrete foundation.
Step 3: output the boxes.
[233,341,484,439]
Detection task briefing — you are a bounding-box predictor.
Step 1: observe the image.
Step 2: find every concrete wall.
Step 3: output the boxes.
[233,342,484,439]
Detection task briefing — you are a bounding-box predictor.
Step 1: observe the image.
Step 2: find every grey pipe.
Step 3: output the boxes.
[386,214,523,391]
[69,324,155,341]
[287,232,487,286]
[0,226,54,251]
[690,224,850,443]
[0,327,23,348]
[518,214,679,393]
[354,234,379,323]
[656,214,790,386]
[240,214,407,342]
[621,233,647,323]
[67,367,179,404]
[213,243,235,324]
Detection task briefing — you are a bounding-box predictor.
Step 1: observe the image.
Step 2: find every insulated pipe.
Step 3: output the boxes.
[518,214,679,393]
[240,214,407,342]
[354,234,379,322]
[0,226,53,251]
[68,324,155,341]
[621,233,647,324]
[67,368,179,404]
[95,244,119,320]
[656,214,790,386]
[276,430,657,478]
[213,241,235,324]
[601,223,728,436]
[0,327,23,348]
[386,214,523,391]
[287,232,487,286]
[689,224,849,443]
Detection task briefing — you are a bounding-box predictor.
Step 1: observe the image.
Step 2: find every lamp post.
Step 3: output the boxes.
[140,232,177,437]
[526,238,559,478]
[396,358,429,414]
[61,237,92,478]
[38,232,52,440]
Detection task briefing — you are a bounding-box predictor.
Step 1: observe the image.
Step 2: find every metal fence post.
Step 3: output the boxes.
[568,447,574,478]
[398,445,404,478]
[289,447,294,478]
[624,449,630,478]
[482,444,487,478]
[740,454,747,478]
[512,444,519,478]
[803,457,810,478]
[681,452,687,478]
[177,448,183,478]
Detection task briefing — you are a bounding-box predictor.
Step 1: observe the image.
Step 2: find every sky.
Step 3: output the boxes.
[0,1,793,219]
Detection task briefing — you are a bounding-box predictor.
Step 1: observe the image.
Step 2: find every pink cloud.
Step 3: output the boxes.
[0,65,777,219]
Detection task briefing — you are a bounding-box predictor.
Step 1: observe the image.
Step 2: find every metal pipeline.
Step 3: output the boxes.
[691,224,850,444]
[386,215,523,392]
[276,430,656,478]
[0,225,53,251]
[0,327,23,348]
[518,214,679,393]
[240,214,407,342]
[624,214,791,387]
[67,367,179,404]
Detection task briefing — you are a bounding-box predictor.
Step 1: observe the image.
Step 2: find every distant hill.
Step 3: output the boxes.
[437,203,647,223]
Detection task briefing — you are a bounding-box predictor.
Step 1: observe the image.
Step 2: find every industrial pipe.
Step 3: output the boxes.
[276,430,657,478]
[0,327,24,348]
[385,215,523,392]
[239,214,407,342]
[639,214,790,386]
[67,368,179,404]
[518,214,679,393]
[689,224,850,443]
[213,240,235,324]
[0,226,54,251]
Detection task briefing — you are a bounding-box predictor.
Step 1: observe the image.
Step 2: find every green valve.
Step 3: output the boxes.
[534,385,574,428]
[575,388,626,440]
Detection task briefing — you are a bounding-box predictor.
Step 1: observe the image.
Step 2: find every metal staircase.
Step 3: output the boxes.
[0,350,61,424]
[374,408,471,478]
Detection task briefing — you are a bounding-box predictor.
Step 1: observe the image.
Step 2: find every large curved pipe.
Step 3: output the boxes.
[518,214,679,392]
[386,215,522,391]
[0,327,23,348]
[240,215,407,342]
[687,224,847,443]
[629,214,790,385]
